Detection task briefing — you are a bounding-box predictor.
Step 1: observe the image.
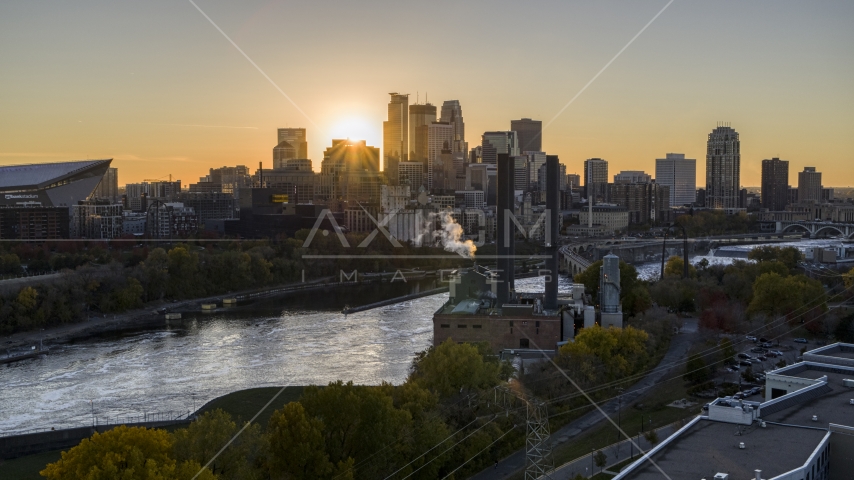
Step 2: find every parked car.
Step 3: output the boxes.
[766,352,778,358]
[751,347,766,354]
[759,337,769,343]
[738,353,752,359]
[746,335,757,342]
[757,355,767,361]
[733,393,745,400]
[761,342,774,348]
[771,350,784,356]
[740,360,752,367]
[728,365,740,372]
[750,387,762,395]
[794,338,808,343]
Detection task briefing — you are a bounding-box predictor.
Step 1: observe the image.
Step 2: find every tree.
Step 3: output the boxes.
[559,325,649,382]
[748,272,826,323]
[409,340,508,398]
[172,409,263,480]
[719,337,736,363]
[593,450,607,472]
[684,354,710,384]
[664,256,696,278]
[266,402,338,480]
[644,430,659,446]
[41,425,214,480]
[748,246,802,270]
[834,313,854,343]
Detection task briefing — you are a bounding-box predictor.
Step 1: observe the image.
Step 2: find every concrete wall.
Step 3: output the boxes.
[829,428,854,480]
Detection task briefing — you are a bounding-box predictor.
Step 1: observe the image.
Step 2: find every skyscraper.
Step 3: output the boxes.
[272,141,296,169]
[428,122,454,190]
[655,153,696,207]
[798,166,822,203]
[761,158,789,211]
[481,132,519,164]
[383,93,409,185]
[584,158,609,203]
[511,118,542,153]
[94,167,119,202]
[408,102,436,168]
[525,151,547,191]
[439,100,465,153]
[705,124,741,210]
[614,171,651,184]
[277,128,307,159]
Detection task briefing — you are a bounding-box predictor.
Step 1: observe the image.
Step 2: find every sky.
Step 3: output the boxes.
[1,0,852,187]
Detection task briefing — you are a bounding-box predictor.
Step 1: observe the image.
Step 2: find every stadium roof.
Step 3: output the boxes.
[0,159,112,190]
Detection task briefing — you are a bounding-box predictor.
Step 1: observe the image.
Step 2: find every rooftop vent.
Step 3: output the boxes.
[812,415,818,422]
[755,469,762,480]
[714,474,729,480]
[849,399,854,405]
[738,442,745,449]
[760,421,767,428]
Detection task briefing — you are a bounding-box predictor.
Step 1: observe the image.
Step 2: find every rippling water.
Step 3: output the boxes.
[0,276,571,435]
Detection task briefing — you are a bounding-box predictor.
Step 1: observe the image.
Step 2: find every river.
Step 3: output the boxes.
[0,276,572,436]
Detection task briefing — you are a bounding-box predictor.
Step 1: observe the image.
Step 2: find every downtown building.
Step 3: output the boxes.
[799,166,823,203]
[276,128,308,159]
[481,131,519,165]
[408,102,436,174]
[511,118,542,153]
[761,157,789,211]
[584,158,609,203]
[383,93,409,186]
[609,182,671,226]
[655,153,696,207]
[0,159,113,240]
[705,124,741,211]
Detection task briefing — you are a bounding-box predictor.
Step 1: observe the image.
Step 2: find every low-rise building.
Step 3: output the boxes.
[577,205,629,234]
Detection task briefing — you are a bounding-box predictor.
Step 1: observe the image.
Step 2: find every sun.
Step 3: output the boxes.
[328,116,380,146]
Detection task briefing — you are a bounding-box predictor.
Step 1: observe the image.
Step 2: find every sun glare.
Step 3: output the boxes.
[329,116,379,146]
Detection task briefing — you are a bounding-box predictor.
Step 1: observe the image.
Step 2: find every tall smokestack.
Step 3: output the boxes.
[496,154,512,306]
[259,161,263,188]
[544,155,559,310]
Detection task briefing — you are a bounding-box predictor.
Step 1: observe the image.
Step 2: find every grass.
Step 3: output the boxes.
[0,449,62,480]
[195,386,306,429]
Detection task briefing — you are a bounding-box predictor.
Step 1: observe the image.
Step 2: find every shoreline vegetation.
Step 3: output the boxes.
[0,230,490,347]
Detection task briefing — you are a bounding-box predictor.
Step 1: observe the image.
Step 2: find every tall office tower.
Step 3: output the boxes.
[272,141,296,169]
[614,171,651,184]
[277,128,308,159]
[409,103,436,168]
[566,173,581,190]
[655,153,696,207]
[513,156,529,193]
[705,125,741,210]
[94,167,119,202]
[538,162,566,192]
[398,161,424,193]
[481,132,519,164]
[583,158,609,203]
[470,145,482,164]
[511,118,542,153]
[427,122,455,190]
[761,157,789,211]
[798,167,823,203]
[440,100,465,152]
[525,151,547,191]
[383,93,409,185]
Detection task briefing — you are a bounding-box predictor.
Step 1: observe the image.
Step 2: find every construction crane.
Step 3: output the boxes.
[143,174,172,183]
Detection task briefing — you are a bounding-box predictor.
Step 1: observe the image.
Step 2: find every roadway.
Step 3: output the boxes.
[470,319,698,480]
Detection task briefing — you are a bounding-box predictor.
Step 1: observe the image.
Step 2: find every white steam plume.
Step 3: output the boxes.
[432,211,477,259]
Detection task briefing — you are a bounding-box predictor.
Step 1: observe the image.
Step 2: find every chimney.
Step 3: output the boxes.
[755,470,762,480]
[496,154,512,306]
[258,161,263,188]
[544,155,559,310]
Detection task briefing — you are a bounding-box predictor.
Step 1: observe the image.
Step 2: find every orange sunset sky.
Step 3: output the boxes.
[1,0,852,187]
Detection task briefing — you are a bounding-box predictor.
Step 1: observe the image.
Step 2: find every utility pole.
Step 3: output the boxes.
[524,400,554,479]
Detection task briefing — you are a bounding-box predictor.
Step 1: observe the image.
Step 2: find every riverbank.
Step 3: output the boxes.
[1,275,442,351]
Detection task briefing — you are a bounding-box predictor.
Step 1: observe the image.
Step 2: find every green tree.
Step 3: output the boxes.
[559,325,649,381]
[748,272,826,322]
[408,339,508,398]
[593,450,607,472]
[41,425,215,480]
[684,354,710,384]
[172,409,263,480]
[719,337,736,364]
[748,246,802,270]
[644,429,659,446]
[266,402,338,480]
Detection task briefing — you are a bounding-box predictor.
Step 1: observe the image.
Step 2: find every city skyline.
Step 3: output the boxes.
[1,1,852,186]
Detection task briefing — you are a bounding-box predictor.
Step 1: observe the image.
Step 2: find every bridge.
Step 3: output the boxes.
[770,221,854,239]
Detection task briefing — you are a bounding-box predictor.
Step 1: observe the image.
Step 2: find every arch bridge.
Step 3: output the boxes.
[773,221,854,239]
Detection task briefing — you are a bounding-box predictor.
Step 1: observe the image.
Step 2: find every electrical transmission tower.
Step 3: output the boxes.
[524,400,553,480]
